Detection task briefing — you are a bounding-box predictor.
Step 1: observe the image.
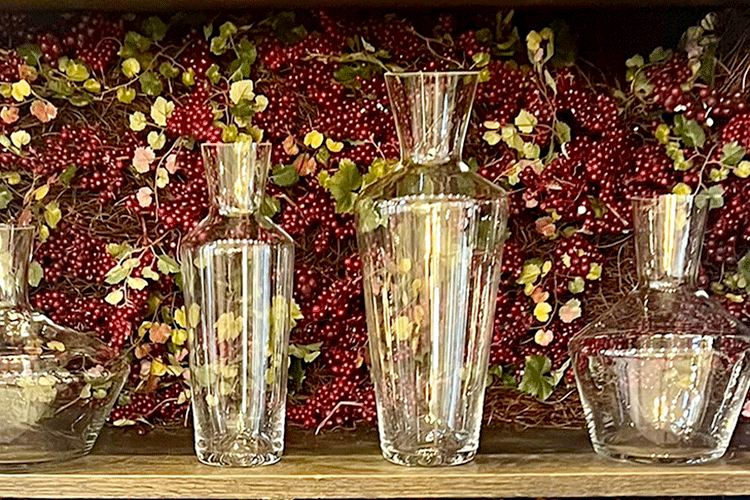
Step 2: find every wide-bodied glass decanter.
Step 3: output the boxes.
[570,194,750,464]
[180,142,294,467]
[355,72,508,466]
[0,224,127,465]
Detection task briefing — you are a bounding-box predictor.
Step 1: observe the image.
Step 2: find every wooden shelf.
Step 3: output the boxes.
[4,424,750,498]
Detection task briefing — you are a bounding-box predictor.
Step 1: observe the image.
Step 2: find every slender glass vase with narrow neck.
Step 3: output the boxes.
[180,142,294,467]
[355,72,508,466]
[0,225,127,465]
[570,194,750,464]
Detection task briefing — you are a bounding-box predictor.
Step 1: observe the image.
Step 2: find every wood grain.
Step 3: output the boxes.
[1,426,750,498]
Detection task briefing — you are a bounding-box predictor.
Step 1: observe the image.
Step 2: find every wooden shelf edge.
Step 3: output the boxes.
[1,426,750,498]
[4,452,750,498]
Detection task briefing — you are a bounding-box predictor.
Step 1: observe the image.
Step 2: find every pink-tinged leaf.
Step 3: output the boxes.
[534,328,553,347]
[136,186,153,207]
[30,100,57,123]
[559,298,582,323]
[535,216,555,237]
[0,106,18,124]
[165,154,179,174]
[743,400,750,419]
[132,146,155,173]
[530,286,550,304]
[283,135,299,155]
[149,323,171,343]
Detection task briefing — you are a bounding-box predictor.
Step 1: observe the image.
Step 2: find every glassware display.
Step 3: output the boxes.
[180,142,294,467]
[0,224,127,465]
[570,194,750,464]
[354,71,509,466]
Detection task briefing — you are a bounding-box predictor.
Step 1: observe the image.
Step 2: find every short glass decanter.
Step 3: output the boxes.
[354,71,509,466]
[180,142,294,467]
[570,194,750,464]
[0,224,127,465]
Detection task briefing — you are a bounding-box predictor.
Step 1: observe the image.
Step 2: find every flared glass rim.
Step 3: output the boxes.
[383,71,480,77]
[630,193,696,203]
[200,141,273,151]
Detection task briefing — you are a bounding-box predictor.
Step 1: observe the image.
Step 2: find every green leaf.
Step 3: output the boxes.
[0,185,12,210]
[123,31,151,54]
[219,21,238,38]
[202,23,213,40]
[157,254,181,274]
[237,39,257,66]
[472,52,491,68]
[695,184,724,210]
[210,35,229,56]
[68,93,92,107]
[59,165,77,186]
[105,263,130,285]
[720,141,746,167]
[272,164,300,187]
[673,114,705,149]
[738,252,750,285]
[649,46,672,64]
[260,195,280,218]
[518,355,558,400]
[206,64,220,84]
[553,121,571,144]
[28,261,43,287]
[142,16,167,42]
[65,61,90,82]
[44,201,62,229]
[139,72,163,96]
[158,62,179,79]
[698,41,716,85]
[17,44,42,66]
[322,159,362,213]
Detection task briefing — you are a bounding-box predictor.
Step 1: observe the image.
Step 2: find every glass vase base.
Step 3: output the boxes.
[0,445,85,468]
[592,442,725,465]
[381,445,476,467]
[196,448,281,467]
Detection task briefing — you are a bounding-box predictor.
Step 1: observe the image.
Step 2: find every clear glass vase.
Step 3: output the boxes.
[355,72,509,466]
[570,194,750,464]
[180,142,294,467]
[0,225,127,465]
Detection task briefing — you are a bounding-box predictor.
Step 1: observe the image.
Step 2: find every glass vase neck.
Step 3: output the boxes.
[0,225,32,309]
[201,142,272,216]
[385,71,479,166]
[632,195,707,290]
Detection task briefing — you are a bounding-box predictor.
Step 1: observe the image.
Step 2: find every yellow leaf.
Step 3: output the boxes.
[11,80,30,102]
[105,290,124,305]
[150,359,167,377]
[533,302,552,323]
[303,130,324,149]
[325,138,344,153]
[33,184,49,201]
[10,130,30,148]
[174,306,187,329]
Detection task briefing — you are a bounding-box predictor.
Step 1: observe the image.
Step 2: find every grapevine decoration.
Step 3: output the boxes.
[0,10,747,433]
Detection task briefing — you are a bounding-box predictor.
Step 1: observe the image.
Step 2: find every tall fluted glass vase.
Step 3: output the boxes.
[355,72,509,467]
[180,142,294,467]
[570,194,750,464]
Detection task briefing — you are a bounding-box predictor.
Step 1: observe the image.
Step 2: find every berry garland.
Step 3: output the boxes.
[0,9,747,433]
